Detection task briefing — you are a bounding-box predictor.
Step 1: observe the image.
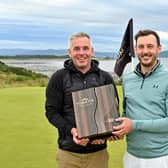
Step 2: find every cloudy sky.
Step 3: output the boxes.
[0,0,168,52]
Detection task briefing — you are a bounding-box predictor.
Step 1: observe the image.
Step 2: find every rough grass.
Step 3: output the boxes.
[0,71,48,88]
[0,86,125,168]
[0,61,49,88]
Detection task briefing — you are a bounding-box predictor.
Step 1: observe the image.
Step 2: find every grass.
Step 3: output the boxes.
[0,61,49,88]
[0,87,56,168]
[0,72,48,88]
[0,86,125,168]
[108,85,126,168]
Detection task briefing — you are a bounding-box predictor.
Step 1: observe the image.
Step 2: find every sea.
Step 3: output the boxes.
[1,57,168,77]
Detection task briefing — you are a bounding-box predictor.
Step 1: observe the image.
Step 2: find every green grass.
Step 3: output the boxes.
[0,86,126,168]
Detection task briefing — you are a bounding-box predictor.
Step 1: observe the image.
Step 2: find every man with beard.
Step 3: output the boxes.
[112,29,168,168]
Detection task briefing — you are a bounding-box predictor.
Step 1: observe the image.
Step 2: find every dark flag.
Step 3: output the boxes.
[114,18,135,77]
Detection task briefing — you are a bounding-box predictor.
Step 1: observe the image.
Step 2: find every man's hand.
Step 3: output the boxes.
[90,139,105,145]
[107,135,124,141]
[112,117,132,136]
[71,128,89,146]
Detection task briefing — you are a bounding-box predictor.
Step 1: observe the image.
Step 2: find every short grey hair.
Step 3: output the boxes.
[68,32,92,47]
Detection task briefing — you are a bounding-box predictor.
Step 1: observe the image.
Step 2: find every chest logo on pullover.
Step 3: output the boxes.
[153,84,159,88]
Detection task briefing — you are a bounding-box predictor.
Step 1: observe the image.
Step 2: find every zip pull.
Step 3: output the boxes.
[140,77,145,89]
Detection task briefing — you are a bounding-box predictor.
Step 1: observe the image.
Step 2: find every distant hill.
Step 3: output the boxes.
[0,49,67,56]
[0,48,117,58]
[159,50,168,57]
[0,48,167,58]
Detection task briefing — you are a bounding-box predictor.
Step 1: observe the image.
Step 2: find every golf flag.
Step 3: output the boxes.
[114,18,135,77]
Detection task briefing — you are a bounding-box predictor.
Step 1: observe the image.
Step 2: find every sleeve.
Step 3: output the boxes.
[132,88,168,133]
[122,87,126,117]
[104,71,119,108]
[132,118,168,133]
[45,70,73,135]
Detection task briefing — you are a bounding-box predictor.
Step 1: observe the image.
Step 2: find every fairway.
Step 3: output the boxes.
[0,87,126,168]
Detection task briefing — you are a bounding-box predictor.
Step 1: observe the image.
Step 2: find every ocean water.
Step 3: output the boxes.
[1,57,168,77]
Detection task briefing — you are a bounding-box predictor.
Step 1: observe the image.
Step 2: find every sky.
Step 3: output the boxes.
[0,0,168,52]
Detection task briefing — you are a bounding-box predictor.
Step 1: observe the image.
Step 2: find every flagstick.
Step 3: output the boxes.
[131,57,134,72]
